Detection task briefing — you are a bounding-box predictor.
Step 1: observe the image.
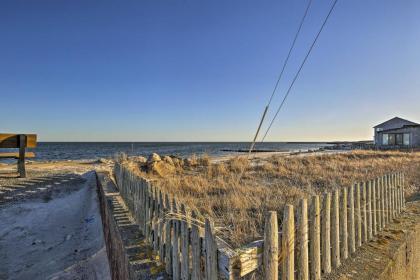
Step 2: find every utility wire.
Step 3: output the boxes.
[247,0,313,156]
[259,0,339,143]
[266,0,313,107]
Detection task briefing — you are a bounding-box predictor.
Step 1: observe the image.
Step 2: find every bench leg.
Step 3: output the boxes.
[18,135,27,178]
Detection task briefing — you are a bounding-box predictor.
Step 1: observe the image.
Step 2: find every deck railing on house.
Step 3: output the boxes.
[113,162,406,279]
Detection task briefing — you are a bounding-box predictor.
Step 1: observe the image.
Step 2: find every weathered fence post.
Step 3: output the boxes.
[392,173,396,217]
[139,180,145,232]
[399,172,403,210]
[128,172,133,211]
[134,177,142,225]
[398,185,402,214]
[372,179,377,236]
[322,193,331,274]
[361,182,367,243]
[395,177,401,215]
[398,172,401,186]
[392,174,396,218]
[399,172,403,212]
[399,172,403,211]
[402,172,406,208]
[180,204,190,280]
[298,199,309,280]
[376,177,382,232]
[395,174,399,215]
[381,176,386,229]
[191,211,202,280]
[395,182,398,215]
[392,173,398,215]
[395,172,401,214]
[165,194,173,275]
[382,175,388,223]
[145,182,151,241]
[348,185,356,253]
[356,183,362,247]
[384,175,389,225]
[120,167,124,199]
[332,190,340,268]
[136,179,141,225]
[132,177,137,223]
[388,174,392,221]
[402,172,405,208]
[310,195,321,280]
[205,218,218,280]
[395,174,398,214]
[397,172,401,211]
[153,187,159,251]
[172,199,180,280]
[264,211,278,280]
[390,174,395,219]
[367,180,373,240]
[159,190,165,261]
[283,205,295,280]
[340,187,348,260]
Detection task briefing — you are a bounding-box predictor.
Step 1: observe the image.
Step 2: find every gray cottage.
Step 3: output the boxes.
[374,117,420,148]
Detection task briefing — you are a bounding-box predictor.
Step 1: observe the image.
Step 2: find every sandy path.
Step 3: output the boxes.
[0,171,110,280]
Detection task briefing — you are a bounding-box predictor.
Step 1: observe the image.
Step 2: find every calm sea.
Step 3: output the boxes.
[3,142,330,161]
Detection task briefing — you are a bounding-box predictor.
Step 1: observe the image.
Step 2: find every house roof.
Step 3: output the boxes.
[373,117,420,128]
[378,124,420,133]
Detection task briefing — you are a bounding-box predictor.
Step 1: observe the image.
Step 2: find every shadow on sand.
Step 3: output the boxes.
[0,173,86,203]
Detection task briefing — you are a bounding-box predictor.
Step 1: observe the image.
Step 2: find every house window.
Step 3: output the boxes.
[376,128,383,132]
[396,134,403,145]
[389,134,396,145]
[382,133,409,146]
[404,133,410,146]
[383,134,388,145]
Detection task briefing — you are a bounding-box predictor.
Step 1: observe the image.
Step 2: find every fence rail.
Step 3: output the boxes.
[113,162,406,279]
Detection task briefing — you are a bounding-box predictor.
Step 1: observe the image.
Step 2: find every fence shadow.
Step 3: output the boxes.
[0,173,85,203]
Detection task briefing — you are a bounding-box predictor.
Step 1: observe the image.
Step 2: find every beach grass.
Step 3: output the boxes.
[122,150,420,247]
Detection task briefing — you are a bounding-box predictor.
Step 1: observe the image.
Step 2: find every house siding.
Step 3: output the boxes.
[376,127,420,148]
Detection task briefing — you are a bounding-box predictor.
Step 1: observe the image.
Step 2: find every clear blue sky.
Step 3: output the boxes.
[1,0,419,141]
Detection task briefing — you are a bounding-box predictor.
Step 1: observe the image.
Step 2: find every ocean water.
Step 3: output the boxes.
[2,142,330,161]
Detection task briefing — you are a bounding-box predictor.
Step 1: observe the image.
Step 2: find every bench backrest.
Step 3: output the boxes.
[0,134,37,148]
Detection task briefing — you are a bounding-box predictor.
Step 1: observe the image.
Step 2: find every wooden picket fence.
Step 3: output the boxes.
[113,162,406,279]
[114,162,236,280]
[261,172,406,280]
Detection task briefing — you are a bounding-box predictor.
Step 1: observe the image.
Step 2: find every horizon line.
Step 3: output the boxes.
[35,140,371,143]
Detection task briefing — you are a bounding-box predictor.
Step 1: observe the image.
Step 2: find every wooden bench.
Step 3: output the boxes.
[0,134,37,178]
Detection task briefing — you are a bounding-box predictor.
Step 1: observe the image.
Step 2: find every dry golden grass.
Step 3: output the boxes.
[126,150,420,247]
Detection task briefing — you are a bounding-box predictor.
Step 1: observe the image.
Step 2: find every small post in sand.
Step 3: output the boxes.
[321,192,331,274]
[264,211,278,280]
[310,195,321,280]
[332,189,341,268]
[298,199,309,280]
[340,187,348,260]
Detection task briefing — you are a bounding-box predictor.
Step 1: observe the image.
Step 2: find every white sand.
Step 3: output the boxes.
[0,171,110,280]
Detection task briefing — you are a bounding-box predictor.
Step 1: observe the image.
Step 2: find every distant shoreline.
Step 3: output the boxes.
[9,142,330,162]
[33,141,364,144]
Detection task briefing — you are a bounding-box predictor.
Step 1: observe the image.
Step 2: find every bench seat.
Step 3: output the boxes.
[0,152,35,159]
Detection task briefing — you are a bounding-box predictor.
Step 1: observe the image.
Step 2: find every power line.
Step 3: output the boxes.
[266,0,313,107]
[260,0,339,143]
[247,0,313,156]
